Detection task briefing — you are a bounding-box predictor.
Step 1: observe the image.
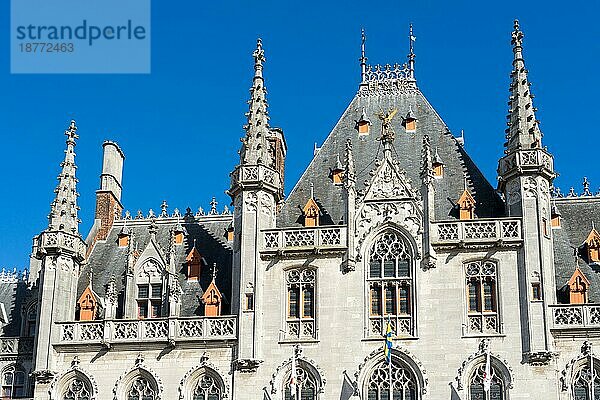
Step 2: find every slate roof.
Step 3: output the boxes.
[80,215,233,317]
[552,197,600,302]
[277,88,505,227]
[0,280,32,336]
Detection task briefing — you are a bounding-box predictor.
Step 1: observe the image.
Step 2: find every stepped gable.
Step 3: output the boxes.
[553,197,600,302]
[278,90,505,227]
[79,214,233,317]
[0,278,30,336]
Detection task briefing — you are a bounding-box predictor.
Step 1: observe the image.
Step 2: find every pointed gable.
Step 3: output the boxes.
[583,227,600,263]
[186,247,203,281]
[568,267,591,304]
[201,279,222,317]
[78,285,99,321]
[457,189,476,220]
[363,158,416,201]
[302,198,320,227]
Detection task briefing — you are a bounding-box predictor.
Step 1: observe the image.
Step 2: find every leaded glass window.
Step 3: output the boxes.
[573,363,600,400]
[1,365,26,399]
[368,231,413,337]
[285,269,316,340]
[465,260,500,335]
[365,359,417,400]
[192,374,222,400]
[468,363,504,400]
[284,366,317,400]
[63,377,92,400]
[127,377,157,400]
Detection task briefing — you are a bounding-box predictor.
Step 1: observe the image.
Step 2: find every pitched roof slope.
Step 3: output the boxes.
[553,197,600,302]
[278,89,505,226]
[80,215,233,317]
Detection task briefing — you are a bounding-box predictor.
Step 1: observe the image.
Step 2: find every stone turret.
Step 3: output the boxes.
[497,21,557,364]
[31,120,87,395]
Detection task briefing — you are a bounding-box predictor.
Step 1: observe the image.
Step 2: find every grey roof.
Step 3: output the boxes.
[80,215,233,317]
[278,89,505,226]
[0,281,32,336]
[553,197,600,302]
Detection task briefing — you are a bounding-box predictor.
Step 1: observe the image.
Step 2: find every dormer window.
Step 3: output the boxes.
[432,149,444,178]
[355,108,371,135]
[302,198,320,227]
[402,107,417,133]
[174,231,184,245]
[118,226,131,247]
[186,247,203,281]
[137,283,162,318]
[330,154,344,185]
[202,279,223,317]
[551,204,561,228]
[568,267,590,304]
[457,189,476,220]
[226,226,234,242]
[77,286,98,321]
[584,228,600,263]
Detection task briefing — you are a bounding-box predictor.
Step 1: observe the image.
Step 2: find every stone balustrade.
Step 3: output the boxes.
[431,218,522,248]
[261,226,346,256]
[34,230,87,260]
[550,304,600,330]
[0,337,34,355]
[55,316,237,345]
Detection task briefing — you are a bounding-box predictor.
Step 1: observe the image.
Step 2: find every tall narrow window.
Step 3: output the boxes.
[468,363,505,400]
[367,231,414,337]
[24,304,37,337]
[573,359,600,400]
[285,269,316,340]
[137,283,162,319]
[1,366,26,399]
[465,260,500,335]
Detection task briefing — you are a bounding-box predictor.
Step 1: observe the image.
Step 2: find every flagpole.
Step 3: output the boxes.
[591,347,595,400]
[388,315,393,398]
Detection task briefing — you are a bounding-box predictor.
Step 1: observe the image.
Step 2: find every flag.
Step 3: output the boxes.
[483,348,491,393]
[384,319,393,364]
[290,350,298,398]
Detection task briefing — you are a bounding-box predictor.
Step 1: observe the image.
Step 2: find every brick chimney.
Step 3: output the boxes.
[93,141,124,242]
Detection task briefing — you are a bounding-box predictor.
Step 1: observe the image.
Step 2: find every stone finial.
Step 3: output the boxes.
[148,217,158,238]
[344,139,356,189]
[568,187,577,197]
[408,23,416,79]
[209,197,218,215]
[420,135,433,183]
[135,210,144,219]
[148,209,155,218]
[583,177,592,196]
[376,108,399,157]
[160,200,169,217]
[583,341,593,356]
[360,28,367,83]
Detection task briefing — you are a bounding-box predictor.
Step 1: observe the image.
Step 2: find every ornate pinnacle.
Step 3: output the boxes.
[47,120,81,235]
[253,38,266,78]
[504,19,543,153]
[360,28,367,83]
[408,24,416,79]
[421,135,434,183]
[344,139,356,189]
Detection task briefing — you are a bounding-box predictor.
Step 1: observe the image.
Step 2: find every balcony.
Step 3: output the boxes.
[431,218,522,250]
[550,304,600,337]
[55,316,237,347]
[260,226,347,259]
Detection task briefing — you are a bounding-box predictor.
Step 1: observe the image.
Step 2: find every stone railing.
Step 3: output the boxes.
[0,337,34,355]
[261,226,347,255]
[55,316,237,345]
[550,304,600,330]
[34,231,86,260]
[499,148,554,176]
[431,219,522,247]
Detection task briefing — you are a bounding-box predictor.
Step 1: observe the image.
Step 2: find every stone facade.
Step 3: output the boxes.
[1,20,600,400]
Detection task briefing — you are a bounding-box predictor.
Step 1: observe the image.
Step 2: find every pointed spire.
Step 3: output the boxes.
[421,135,434,183]
[239,38,272,166]
[48,120,81,235]
[360,28,368,83]
[408,23,416,80]
[505,20,543,152]
[344,139,356,189]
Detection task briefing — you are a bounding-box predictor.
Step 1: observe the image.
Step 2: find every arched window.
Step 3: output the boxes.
[62,377,92,400]
[365,358,417,400]
[285,269,316,340]
[1,365,26,399]
[127,376,157,400]
[24,303,37,337]
[367,230,414,337]
[468,363,505,400]
[283,366,318,400]
[573,362,600,400]
[192,374,222,400]
[465,260,500,334]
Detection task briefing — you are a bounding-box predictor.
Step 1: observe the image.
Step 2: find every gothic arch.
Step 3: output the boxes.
[269,353,326,397]
[560,341,600,394]
[113,359,163,400]
[455,340,513,393]
[355,347,428,398]
[178,357,229,400]
[1,362,30,399]
[359,223,420,264]
[49,363,97,400]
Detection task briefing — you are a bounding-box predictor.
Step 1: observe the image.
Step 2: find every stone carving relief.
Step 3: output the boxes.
[244,192,258,212]
[137,259,162,280]
[523,177,538,198]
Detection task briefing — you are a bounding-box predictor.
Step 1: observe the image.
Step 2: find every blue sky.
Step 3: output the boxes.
[1,0,599,267]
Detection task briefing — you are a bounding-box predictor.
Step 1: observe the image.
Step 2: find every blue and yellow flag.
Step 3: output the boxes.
[384,319,393,363]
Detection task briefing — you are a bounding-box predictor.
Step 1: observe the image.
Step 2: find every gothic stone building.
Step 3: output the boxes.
[1,20,599,400]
